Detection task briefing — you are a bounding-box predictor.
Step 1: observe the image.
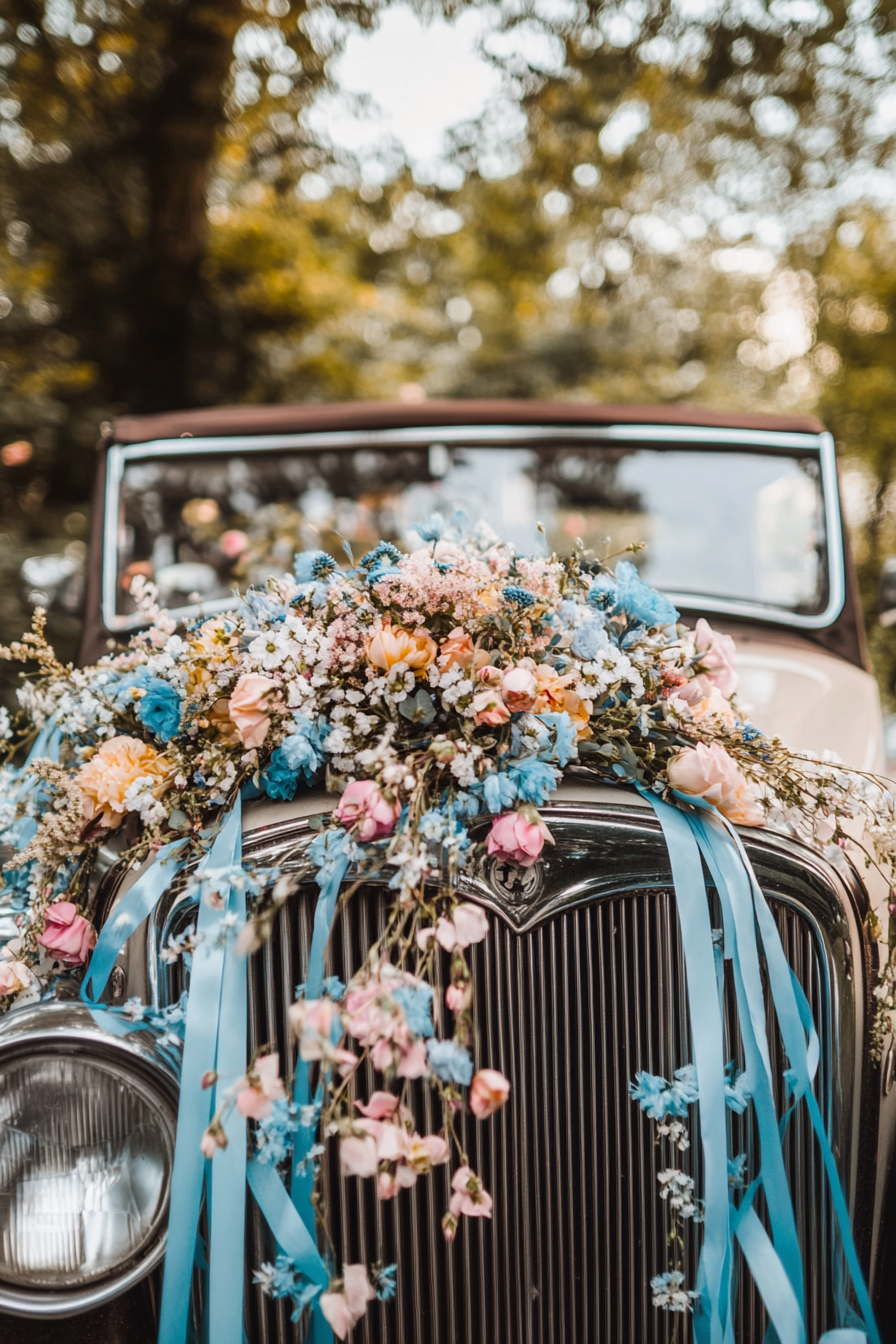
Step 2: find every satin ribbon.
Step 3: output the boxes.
[641,787,879,1344]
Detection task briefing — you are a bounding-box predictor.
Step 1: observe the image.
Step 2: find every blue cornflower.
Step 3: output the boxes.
[427,1039,473,1086]
[507,757,559,806]
[260,747,300,803]
[630,1065,698,1120]
[503,584,536,608]
[613,560,679,628]
[294,550,336,584]
[136,678,183,742]
[393,983,434,1038]
[253,1255,322,1322]
[483,771,516,814]
[372,1264,397,1302]
[414,512,445,544]
[570,618,608,661]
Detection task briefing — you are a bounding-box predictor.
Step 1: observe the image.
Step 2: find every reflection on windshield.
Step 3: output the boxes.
[115,442,827,617]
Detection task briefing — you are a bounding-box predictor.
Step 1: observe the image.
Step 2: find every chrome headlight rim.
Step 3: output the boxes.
[0,1000,179,1319]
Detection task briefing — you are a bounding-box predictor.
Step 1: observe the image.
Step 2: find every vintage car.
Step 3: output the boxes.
[1,399,893,1344]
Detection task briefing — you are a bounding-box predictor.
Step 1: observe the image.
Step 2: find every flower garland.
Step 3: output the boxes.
[0,515,891,1340]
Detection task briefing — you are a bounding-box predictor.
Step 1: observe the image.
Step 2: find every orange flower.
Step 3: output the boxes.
[438,627,474,670]
[365,622,437,673]
[532,666,593,739]
[77,735,169,828]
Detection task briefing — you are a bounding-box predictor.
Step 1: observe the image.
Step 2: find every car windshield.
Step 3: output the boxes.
[112,439,828,621]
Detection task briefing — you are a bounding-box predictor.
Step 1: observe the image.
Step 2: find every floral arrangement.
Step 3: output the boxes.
[0,513,892,1338]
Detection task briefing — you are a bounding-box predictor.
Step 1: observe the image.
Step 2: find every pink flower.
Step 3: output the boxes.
[448,1165,493,1219]
[471,687,510,726]
[435,903,489,951]
[289,999,357,1073]
[355,1091,401,1119]
[319,1265,376,1340]
[407,1132,450,1172]
[0,959,33,996]
[446,982,472,1013]
[438,627,475,670]
[667,742,764,826]
[235,1053,286,1120]
[37,902,97,966]
[486,812,551,868]
[500,666,538,713]
[694,618,739,698]
[476,665,504,688]
[339,1133,379,1178]
[469,1068,511,1118]
[200,1123,227,1159]
[219,529,249,559]
[228,673,279,749]
[396,1038,429,1079]
[335,779,401,842]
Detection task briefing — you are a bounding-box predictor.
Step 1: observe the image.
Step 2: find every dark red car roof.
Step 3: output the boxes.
[111,399,825,445]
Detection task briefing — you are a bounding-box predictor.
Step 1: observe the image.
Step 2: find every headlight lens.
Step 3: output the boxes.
[0,1052,174,1290]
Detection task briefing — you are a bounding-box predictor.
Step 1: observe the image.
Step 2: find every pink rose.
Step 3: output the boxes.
[37,902,97,966]
[486,812,551,868]
[335,779,400,842]
[448,1165,493,1219]
[438,627,475,670]
[667,742,764,826]
[339,1133,378,1178]
[694,618,739,698]
[469,1068,511,1118]
[476,665,504,688]
[235,1053,286,1120]
[500,666,538,713]
[228,673,279,749]
[471,687,510,727]
[435,902,489,951]
[320,1265,376,1340]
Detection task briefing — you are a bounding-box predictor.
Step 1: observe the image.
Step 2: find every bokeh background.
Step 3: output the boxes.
[0,0,894,706]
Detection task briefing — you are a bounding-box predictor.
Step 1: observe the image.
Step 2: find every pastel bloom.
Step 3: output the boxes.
[37,902,97,966]
[335,779,400,842]
[435,903,489,951]
[438,628,474,670]
[135,678,183,742]
[365,622,437,673]
[469,1068,511,1118]
[476,665,504,688]
[426,1039,473,1086]
[448,1165,493,1219]
[694,617,739,698]
[235,1053,287,1120]
[446,982,472,1012]
[500,666,538,713]
[0,959,34,996]
[355,1092,401,1120]
[339,1133,379,1178]
[407,1133,450,1173]
[532,666,592,739]
[219,529,249,559]
[228,673,280,749]
[471,687,510,727]
[77,735,169,828]
[486,812,551,868]
[319,1265,376,1340]
[667,742,764,826]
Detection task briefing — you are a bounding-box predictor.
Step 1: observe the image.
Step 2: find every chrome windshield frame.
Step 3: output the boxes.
[102,422,844,633]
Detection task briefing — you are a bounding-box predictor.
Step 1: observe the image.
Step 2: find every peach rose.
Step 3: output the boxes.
[694,618,739,698]
[471,687,510,727]
[476,664,504,688]
[501,666,538,713]
[77,735,169,828]
[228,673,279,749]
[470,1068,511,1118]
[235,1053,286,1120]
[667,742,764,826]
[335,779,401,841]
[486,812,551,868]
[365,622,437,673]
[37,901,97,966]
[438,627,474,670]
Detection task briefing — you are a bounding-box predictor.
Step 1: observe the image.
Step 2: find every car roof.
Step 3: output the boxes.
[110,398,825,446]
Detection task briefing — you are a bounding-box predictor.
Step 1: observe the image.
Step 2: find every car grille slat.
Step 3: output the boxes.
[167,871,837,1343]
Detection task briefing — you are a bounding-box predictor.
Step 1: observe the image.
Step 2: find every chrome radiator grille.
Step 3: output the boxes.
[229,878,834,1344]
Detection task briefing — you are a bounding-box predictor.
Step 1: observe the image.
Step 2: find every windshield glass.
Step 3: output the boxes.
[112,441,828,620]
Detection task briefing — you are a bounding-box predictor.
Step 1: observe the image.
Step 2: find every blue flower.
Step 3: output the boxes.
[372,1264,397,1302]
[255,1098,299,1166]
[253,1254,322,1322]
[452,790,480,818]
[308,827,357,886]
[427,1038,473,1086]
[630,1065,698,1120]
[260,747,300,802]
[587,574,618,609]
[613,560,679,628]
[570,618,608,661]
[507,757,559,806]
[280,715,326,782]
[294,550,336,584]
[483,771,516,813]
[534,712,578,768]
[136,678,183,742]
[361,541,402,570]
[239,589,287,624]
[392,983,434,1038]
[503,584,536,608]
[414,512,445,544]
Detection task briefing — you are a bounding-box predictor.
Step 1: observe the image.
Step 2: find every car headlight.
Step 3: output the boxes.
[0,1000,179,1317]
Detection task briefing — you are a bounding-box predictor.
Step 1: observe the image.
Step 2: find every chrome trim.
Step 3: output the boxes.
[0,1000,179,1319]
[101,423,845,633]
